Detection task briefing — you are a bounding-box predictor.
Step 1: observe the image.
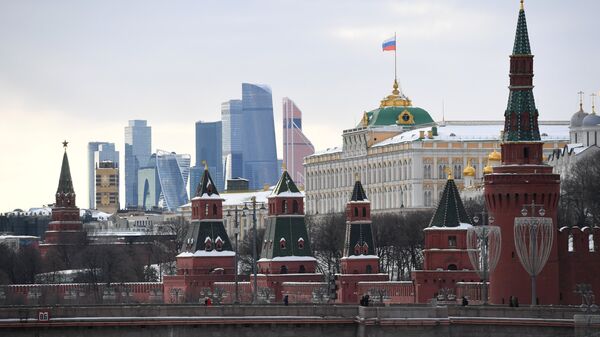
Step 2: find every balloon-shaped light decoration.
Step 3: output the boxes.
[514,202,554,306]
[467,213,501,304]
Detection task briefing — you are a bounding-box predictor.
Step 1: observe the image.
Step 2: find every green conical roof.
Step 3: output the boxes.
[513,4,531,55]
[195,166,220,197]
[428,178,471,227]
[272,170,301,195]
[350,180,368,202]
[57,151,75,194]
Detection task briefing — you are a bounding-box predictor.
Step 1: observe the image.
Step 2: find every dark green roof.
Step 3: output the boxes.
[57,151,75,194]
[261,216,313,259]
[272,170,300,195]
[195,167,220,197]
[503,91,540,141]
[344,223,376,256]
[186,220,232,252]
[350,180,368,201]
[513,6,531,55]
[428,178,471,227]
[360,106,434,128]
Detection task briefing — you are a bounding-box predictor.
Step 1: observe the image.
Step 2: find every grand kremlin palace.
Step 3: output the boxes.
[304,81,568,215]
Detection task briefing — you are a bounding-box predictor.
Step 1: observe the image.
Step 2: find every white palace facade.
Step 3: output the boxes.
[304,81,568,215]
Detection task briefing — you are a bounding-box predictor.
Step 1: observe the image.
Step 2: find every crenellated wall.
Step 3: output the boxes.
[557,226,600,305]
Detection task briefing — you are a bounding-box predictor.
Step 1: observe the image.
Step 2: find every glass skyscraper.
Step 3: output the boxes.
[241,83,278,190]
[156,150,190,211]
[194,121,223,192]
[88,142,119,209]
[221,100,244,185]
[138,154,160,210]
[124,120,151,208]
[282,98,314,186]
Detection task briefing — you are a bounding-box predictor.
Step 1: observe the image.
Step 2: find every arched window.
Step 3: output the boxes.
[280,265,288,274]
[362,207,367,217]
[212,203,218,215]
[354,207,358,217]
[280,238,287,249]
[568,233,574,252]
[447,264,457,270]
[362,242,369,254]
[354,243,361,255]
[215,236,223,251]
[204,237,212,251]
[297,237,305,249]
[293,200,299,213]
[366,265,372,274]
[282,200,288,214]
[299,265,306,273]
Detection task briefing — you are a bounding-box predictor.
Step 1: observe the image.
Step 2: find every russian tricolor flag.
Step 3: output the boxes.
[382,36,396,51]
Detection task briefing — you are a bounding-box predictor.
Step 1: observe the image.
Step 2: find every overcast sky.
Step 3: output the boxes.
[1,0,599,211]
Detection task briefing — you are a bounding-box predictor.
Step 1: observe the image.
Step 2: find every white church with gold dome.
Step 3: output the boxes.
[303,81,569,215]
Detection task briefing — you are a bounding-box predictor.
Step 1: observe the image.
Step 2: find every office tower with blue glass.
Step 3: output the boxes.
[124,120,152,208]
[221,99,244,185]
[156,150,190,211]
[193,121,223,194]
[88,142,119,209]
[241,83,278,190]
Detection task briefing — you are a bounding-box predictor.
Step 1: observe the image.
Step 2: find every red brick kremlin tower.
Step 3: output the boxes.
[163,165,235,303]
[336,176,387,304]
[256,168,322,302]
[485,1,560,305]
[39,141,86,257]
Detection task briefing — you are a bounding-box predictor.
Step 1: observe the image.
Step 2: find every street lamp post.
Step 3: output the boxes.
[226,206,241,304]
[243,196,266,304]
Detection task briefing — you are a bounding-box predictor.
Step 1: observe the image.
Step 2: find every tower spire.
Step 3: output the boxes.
[503,0,540,143]
[57,142,75,195]
[578,91,584,111]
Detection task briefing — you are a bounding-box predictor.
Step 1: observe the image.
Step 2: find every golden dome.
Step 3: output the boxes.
[463,161,476,177]
[483,164,493,175]
[488,149,501,161]
[380,79,412,108]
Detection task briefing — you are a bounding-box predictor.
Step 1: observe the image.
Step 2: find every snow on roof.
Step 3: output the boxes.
[309,146,342,157]
[270,191,304,198]
[424,223,473,230]
[177,250,236,257]
[260,256,318,262]
[372,122,568,148]
[341,255,379,260]
[221,189,273,206]
[0,235,39,240]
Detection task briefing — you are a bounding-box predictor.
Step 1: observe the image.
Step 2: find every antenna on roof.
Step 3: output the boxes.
[441,99,446,125]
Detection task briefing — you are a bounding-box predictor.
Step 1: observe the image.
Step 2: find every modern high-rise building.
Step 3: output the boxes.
[156,150,191,212]
[87,142,119,209]
[189,166,203,197]
[138,154,160,210]
[282,98,315,186]
[241,83,278,190]
[124,120,152,208]
[95,161,119,214]
[221,100,244,184]
[195,121,223,191]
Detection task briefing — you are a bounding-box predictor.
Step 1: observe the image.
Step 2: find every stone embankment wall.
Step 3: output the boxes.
[0,304,597,337]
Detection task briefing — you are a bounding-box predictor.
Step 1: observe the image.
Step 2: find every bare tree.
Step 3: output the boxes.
[560,152,600,227]
[308,213,345,275]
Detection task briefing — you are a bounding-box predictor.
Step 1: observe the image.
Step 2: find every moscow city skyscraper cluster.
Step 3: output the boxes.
[88,82,313,213]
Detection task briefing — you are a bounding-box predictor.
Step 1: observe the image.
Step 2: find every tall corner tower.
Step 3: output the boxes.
[485,1,560,305]
[40,142,86,257]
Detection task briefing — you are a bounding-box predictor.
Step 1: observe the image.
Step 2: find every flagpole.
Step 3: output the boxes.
[394,32,397,81]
